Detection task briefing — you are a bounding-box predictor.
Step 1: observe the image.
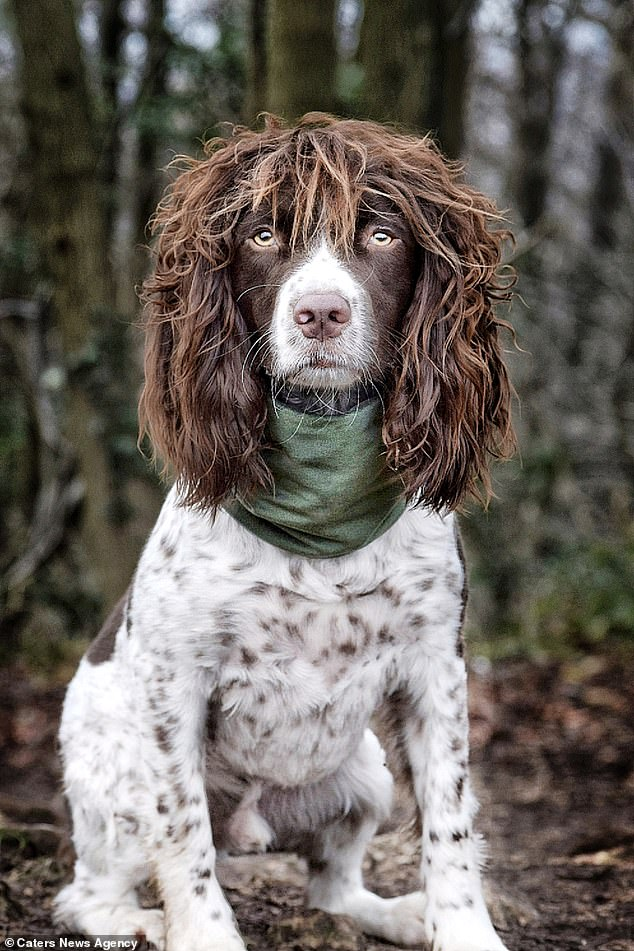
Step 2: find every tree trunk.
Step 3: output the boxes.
[358,0,431,129]
[512,0,566,227]
[100,0,126,245]
[603,2,634,488]
[136,0,170,246]
[358,0,473,156]
[10,0,138,607]
[431,0,473,158]
[245,0,268,122]
[266,0,337,119]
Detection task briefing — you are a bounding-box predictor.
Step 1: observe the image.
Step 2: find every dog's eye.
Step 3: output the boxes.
[369,230,394,247]
[252,228,277,248]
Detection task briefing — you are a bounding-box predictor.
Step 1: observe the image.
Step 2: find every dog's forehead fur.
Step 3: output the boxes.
[202,114,468,258]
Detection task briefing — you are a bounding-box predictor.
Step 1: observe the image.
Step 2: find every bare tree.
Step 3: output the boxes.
[136,0,171,249]
[512,0,569,227]
[266,0,338,118]
[245,0,268,121]
[358,0,474,155]
[9,0,140,607]
[100,0,127,244]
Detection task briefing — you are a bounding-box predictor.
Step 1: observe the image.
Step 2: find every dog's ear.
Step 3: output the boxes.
[140,155,269,509]
[382,189,516,512]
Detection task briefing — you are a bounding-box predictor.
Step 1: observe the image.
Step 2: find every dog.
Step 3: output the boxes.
[55,114,515,951]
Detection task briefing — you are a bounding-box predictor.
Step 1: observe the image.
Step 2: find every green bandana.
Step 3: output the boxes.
[224,387,406,559]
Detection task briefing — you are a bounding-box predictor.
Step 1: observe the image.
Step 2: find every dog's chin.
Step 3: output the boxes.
[285,364,366,390]
[275,353,371,391]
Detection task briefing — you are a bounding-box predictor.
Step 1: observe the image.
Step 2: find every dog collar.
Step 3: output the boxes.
[224,387,406,559]
[270,380,378,416]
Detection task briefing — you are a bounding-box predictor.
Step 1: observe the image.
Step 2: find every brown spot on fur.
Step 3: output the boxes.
[408,612,427,628]
[248,582,270,596]
[279,586,302,609]
[378,582,402,607]
[338,640,357,656]
[155,725,172,753]
[175,784,188,810]
[285,621,302,640]
[241,647,258,666]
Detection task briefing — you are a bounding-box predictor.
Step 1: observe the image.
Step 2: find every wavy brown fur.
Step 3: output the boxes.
[140,113,515,512]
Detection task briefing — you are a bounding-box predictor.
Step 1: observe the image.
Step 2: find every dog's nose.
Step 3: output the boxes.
[293,293,351,340]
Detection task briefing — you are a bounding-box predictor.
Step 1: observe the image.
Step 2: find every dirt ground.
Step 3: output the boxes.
[0,648,632,950]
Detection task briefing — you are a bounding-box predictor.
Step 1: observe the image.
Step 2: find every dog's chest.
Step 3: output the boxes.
[211,591,395,784]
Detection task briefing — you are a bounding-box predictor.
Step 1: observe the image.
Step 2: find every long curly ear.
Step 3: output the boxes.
[382,196,516,512]
[139,156,269,509]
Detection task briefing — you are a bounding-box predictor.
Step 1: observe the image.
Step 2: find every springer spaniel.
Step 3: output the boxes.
[55,115,515,951]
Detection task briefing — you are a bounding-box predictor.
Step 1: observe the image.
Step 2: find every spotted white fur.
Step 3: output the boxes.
[56,493,508,951]
[56,234,509,950]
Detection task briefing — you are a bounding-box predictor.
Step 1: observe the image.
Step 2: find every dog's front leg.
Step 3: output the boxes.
[401,646,509,951]
[138,667,245,951]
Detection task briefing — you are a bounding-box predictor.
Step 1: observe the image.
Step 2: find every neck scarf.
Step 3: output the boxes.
[224,385,406,558]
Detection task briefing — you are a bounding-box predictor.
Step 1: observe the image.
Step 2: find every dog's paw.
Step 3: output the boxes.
[121,908,166,950]
[310,887,426,947]
[427,907,509,951]
[165,924,246,951]
[374,890,427,946]
[55,888,166,951]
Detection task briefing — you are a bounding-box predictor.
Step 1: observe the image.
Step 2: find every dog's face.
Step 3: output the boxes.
[141,115,515,511]
[230,201,419,389]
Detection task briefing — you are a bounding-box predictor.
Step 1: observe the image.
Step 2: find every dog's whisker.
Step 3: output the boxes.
[236,282,283,303]
[243,332,273,370]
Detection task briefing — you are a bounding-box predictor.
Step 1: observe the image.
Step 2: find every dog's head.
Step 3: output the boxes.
[141,114,515,513]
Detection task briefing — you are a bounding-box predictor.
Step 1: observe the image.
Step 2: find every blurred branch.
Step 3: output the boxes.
[0,300,41,322]
[0,299,82,611]
[505,218,556,264]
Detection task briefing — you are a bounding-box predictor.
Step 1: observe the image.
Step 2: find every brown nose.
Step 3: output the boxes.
[293,293,351,340]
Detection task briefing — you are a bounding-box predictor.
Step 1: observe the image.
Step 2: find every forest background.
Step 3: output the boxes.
[0,0,632,669]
